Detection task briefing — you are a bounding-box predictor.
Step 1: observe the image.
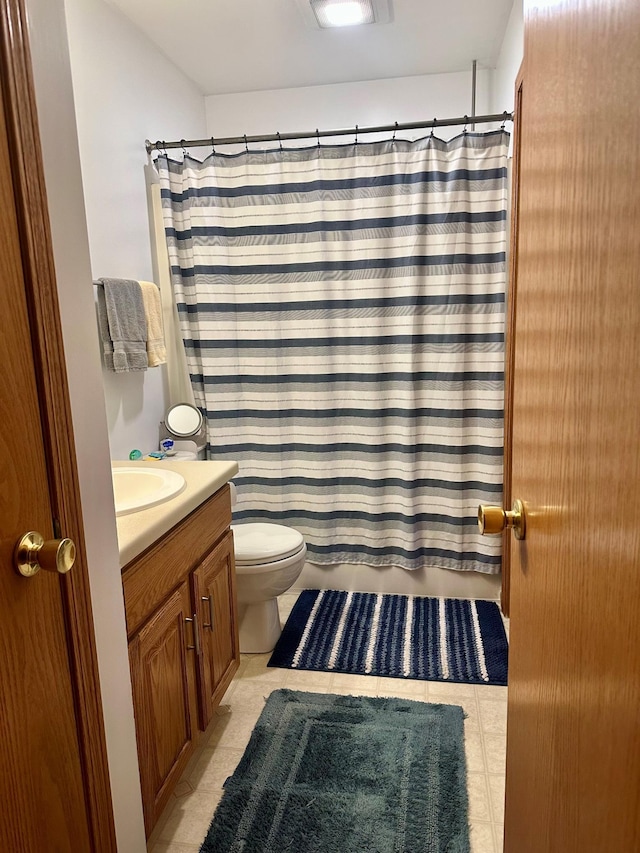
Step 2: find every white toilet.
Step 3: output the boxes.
[232,521,306,653]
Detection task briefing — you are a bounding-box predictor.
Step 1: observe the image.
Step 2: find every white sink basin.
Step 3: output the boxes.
[112,467,186,516]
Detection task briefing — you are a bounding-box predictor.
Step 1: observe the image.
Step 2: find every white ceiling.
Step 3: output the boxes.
[107,0,515,96]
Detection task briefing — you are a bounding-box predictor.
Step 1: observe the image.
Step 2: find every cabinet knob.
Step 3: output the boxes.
[184,613,201,655]
[202,596,215,630]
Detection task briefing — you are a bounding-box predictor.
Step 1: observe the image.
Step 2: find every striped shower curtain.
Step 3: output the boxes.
[156,130,508,573]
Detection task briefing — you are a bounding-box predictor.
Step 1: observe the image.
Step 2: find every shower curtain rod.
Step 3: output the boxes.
[144,111,513,154]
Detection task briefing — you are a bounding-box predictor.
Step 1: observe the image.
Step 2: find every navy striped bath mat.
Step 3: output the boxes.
[269,589,508,685]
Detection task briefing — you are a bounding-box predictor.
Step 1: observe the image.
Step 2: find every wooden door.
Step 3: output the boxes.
[128,582,199,836]
[503,1,640,851]
[192,531,239,729]
[0,1,115,850]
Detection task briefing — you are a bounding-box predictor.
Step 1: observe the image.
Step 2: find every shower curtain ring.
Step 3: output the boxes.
[181,139,187,157]
[210,136,216,154]
[430,118,437,138]
[316,128,320,147]
[463,116,468,134]
[392,121,398,142]
[355,124,358,145]
[500,112,507,130]
[244,134,249,152]
[277,131,283,151]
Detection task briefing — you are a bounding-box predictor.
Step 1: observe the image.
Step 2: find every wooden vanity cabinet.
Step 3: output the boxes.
[128,581,199,834]
[122,485,239,836]
[192,531,238,730]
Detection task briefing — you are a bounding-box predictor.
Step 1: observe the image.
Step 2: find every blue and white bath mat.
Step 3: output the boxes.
[268,589,508,685]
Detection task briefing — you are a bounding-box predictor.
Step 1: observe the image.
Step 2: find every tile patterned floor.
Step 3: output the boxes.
[148,593,508,853]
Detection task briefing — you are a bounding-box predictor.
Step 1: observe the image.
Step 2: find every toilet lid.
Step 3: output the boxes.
[231,523,305,565]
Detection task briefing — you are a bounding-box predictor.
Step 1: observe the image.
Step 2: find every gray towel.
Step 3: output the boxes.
[98,278,148,372]
[95,282,115,370]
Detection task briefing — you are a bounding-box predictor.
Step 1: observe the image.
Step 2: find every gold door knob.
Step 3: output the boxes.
[478,499,526,540]
[14,531,76,578]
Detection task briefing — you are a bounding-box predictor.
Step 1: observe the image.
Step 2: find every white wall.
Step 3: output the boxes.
[63,0,207,460]
[205,69,493,150]
[492,0,524,114]
[25,0,146,849]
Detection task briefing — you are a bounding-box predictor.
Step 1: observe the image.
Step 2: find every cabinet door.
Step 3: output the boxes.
[192,531,240,729]
[129,581,199,836]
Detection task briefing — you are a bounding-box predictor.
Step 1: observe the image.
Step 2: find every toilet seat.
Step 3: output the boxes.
[232,522,305,565]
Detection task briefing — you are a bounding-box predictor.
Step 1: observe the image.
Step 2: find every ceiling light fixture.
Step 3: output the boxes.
[295,0,392,31]
[309,0,375,28]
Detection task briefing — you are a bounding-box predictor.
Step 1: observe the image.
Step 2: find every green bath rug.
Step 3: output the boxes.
[200,689,469,853]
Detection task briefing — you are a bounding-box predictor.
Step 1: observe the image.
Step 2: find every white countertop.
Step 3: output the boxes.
[114,459,238,568]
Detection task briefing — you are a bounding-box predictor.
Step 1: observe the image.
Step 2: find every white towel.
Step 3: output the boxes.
[139,281,166,367]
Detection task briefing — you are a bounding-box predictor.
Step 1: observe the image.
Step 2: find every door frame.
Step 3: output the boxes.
[0,1,116,848]
[501,60,525,618]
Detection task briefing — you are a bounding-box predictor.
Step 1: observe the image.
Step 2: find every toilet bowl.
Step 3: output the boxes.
[232,522,306,653]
